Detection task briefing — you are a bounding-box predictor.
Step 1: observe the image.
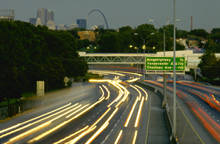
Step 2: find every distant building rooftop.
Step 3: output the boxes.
[0,9,15,20]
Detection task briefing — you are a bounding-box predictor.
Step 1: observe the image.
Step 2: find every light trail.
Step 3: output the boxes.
[99,86,105,100]
[5,121,52,144]
[65,104,90,118]
[115,83,130,108]
[0,103,71,135]
[0,103,79,139]
[88,70,125,76]
[84,108,119,144]
[114,130,123,144]
[90,108,111,128]
[53,126,89,144]
[67,126,97,144]
[126,78,140,83]
[102,85,110,100]
[132,130,138,144]
[27,101,98,143]
[5,104,82,143]
[130,85,142,100]
[85,122,109,144]
[28,95,106,143]
[107,81,124,107]
[135,97,145,127]
[116,71,143,77]
[89,78,128,108]
[65,108,112,144]
[135,85,148,101]
[124,97,139,127]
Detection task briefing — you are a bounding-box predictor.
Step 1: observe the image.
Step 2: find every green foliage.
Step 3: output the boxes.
[211,28,220,34]
[189,29,209,39]
[177,30,188,38]
[0,21,88,102]
[97,31,121,53]
[204,39,220,53]
[199,51,219,80]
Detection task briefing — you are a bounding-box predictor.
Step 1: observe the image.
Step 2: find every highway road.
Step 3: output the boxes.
[0,70,169,144]
[143,80,220,143]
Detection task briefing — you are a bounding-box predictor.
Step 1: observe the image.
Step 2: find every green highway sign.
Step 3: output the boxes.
[146,57,186,71]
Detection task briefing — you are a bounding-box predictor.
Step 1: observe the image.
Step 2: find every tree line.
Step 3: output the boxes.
[0,21,88,102]
[71,24,220,84]
[71,24,186,53]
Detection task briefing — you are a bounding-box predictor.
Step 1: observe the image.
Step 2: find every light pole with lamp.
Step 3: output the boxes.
[173,0,177,141]
[148,18,168,107]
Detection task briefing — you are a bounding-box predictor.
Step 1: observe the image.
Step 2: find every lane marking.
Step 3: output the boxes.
[135,97,145,128]
[114,130,123,144]
[132,130,138,144]
[124,97,139,127]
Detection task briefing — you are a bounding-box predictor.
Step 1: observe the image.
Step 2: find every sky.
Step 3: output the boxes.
[1,0,220,31]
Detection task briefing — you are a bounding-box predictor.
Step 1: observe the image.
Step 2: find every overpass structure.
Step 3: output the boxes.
[79,50,220,70]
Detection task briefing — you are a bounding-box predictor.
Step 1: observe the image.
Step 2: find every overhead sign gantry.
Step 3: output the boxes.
[145,57,186,74]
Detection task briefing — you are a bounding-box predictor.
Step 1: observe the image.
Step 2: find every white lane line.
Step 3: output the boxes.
[124,97,139,127]
[132,130,138,144]
[135,85,149,101]
[114,130,123,144]
[135,97,145,128]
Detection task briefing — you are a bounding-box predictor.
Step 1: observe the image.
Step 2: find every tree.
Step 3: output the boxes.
[189,29,209,38]
[204,39,220,52]
[0,20,88,102]
[98,31,121,53]
[199,51,218,79]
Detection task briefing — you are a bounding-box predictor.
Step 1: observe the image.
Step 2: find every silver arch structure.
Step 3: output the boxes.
[88,9,109,29]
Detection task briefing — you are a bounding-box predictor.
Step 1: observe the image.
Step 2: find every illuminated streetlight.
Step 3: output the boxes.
[142,44,146,50]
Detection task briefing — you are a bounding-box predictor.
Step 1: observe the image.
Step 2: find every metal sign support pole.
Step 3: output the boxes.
[163,30,167,108]
[173,0,177,140]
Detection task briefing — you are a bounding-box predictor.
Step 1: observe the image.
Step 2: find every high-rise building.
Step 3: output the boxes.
[47,10,54,21]
[29,18,36,25]
[0,9,15,20]
[37,8,48,25]
[36,17,42,26]
[36,8,55,28]
[47,20,56,30]
[76,19,87,29]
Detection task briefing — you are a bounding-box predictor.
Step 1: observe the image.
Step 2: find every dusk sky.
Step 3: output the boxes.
[1,0,220,31]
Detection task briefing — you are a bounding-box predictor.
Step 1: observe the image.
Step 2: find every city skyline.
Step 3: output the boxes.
[1,0,220,31]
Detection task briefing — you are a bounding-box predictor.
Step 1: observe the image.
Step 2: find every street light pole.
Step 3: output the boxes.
[173,0,177,140]
[148,19,167,107]
[163,29,167,108]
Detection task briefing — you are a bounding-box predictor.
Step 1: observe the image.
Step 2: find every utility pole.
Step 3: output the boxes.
[173,0,177,140]
[163,29,167,108]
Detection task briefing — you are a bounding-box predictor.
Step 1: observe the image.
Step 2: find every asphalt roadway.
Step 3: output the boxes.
[0,71,170,144]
